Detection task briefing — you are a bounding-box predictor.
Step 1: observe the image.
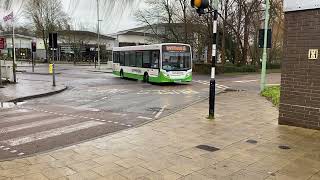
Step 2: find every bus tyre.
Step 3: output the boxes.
[143,73,149,83]
[120,70,124,78]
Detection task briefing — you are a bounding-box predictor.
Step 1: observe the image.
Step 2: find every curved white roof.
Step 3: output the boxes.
[113,43,191,51]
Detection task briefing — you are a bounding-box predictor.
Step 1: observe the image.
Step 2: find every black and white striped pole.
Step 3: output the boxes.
[209,9,218,118]
[191,0,218,118]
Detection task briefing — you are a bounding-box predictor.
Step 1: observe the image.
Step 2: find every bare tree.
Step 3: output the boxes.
[24,0,69,62]
[136,0,183,42]
[177,0,188,43]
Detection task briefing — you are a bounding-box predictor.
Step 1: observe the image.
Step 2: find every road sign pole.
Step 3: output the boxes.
[260,0,270,92]
[0,59,2,86]
[12,16,17,83]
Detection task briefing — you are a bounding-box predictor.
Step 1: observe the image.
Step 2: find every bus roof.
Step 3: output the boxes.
[112,43,191,51]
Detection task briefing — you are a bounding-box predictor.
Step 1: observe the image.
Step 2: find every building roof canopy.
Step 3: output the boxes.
[284,0,320,12]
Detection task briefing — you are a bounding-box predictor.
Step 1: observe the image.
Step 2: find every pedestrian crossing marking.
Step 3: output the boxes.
[0,109,31,116]
[2,121,105,146]
[0,113,51,123]
[0,116,75,134]
[19,107,133,127]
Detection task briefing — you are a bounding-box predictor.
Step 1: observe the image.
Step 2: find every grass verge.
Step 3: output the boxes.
[261,86,280,107]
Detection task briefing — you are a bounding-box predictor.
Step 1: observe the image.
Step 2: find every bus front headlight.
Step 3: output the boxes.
[186,72,192,77]
[162,71,170,77]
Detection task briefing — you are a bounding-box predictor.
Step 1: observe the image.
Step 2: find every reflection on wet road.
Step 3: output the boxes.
[0,66,229,160]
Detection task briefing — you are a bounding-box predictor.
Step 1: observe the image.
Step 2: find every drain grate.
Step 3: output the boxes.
[246,139,258,144]
[279,145,291,150]
[196,145,220,152]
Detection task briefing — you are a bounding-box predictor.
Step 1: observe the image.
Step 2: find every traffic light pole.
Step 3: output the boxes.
[260,0,270,92]
[209,8,218,118]
[191,0,219,118]
[51,33,56,87]
[32,52,35,73]
[97,0,101,70]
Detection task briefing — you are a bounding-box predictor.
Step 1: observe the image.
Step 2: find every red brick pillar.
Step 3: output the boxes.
[280,2,320,130]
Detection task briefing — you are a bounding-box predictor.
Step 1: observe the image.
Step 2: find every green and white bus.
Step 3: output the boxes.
[112,43,192,83]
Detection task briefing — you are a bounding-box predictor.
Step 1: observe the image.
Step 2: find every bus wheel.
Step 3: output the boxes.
[120,70,124,78]
[143,73,149,83]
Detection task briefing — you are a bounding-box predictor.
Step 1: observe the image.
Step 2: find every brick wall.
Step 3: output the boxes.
[279,9,320,130]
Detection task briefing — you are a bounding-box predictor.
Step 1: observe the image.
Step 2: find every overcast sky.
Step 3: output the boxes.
[61,0,145,35]
[1,0,145,35]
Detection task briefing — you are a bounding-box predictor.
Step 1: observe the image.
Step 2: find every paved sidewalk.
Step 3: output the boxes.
[0,77,66,102]
[0,92,319,180]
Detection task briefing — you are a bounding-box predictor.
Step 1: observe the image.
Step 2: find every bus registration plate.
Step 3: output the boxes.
[171,71,184,76]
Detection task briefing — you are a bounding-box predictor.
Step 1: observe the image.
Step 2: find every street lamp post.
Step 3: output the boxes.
[260,0,270,92]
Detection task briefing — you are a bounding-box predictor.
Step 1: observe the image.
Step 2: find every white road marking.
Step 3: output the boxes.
[0,116,75,134]
[194,80,230,89]
[0,109,31,116]
[2,121,105,146]
[0,113,51,123]
[155,105,167,119]
[216,84,230,89]
[138,89,200,95]
[112,113,127,117]
[18,107,133,127]
[137,116,153,120]
[233,80,258,83]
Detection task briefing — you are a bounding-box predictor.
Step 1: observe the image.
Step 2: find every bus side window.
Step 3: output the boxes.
[113,52,119,63]
[143,51,151,68]
[151,50,159,69]
[120,52,125,66]
[125,52,130,66]
[136,51,143,68]
[129,51,136,67]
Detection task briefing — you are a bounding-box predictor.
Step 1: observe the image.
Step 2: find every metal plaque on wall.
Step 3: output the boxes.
[284,0,320,12]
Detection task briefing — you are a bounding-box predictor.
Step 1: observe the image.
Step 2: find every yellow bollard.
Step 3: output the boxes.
[49,64,53,74]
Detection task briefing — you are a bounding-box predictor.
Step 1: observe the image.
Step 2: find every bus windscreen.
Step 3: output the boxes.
[162,45,191,71]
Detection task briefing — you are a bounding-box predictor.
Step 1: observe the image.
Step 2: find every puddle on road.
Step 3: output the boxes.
[0,102,26,109]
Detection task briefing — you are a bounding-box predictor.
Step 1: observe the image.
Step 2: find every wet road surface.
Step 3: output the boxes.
[0,65,239,160]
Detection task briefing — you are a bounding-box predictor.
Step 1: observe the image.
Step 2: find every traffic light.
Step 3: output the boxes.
[191,0,209,15]
[259,29,272,48]
[191,0,209,9]
[49,33,58,49]
[31,41,36,52]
